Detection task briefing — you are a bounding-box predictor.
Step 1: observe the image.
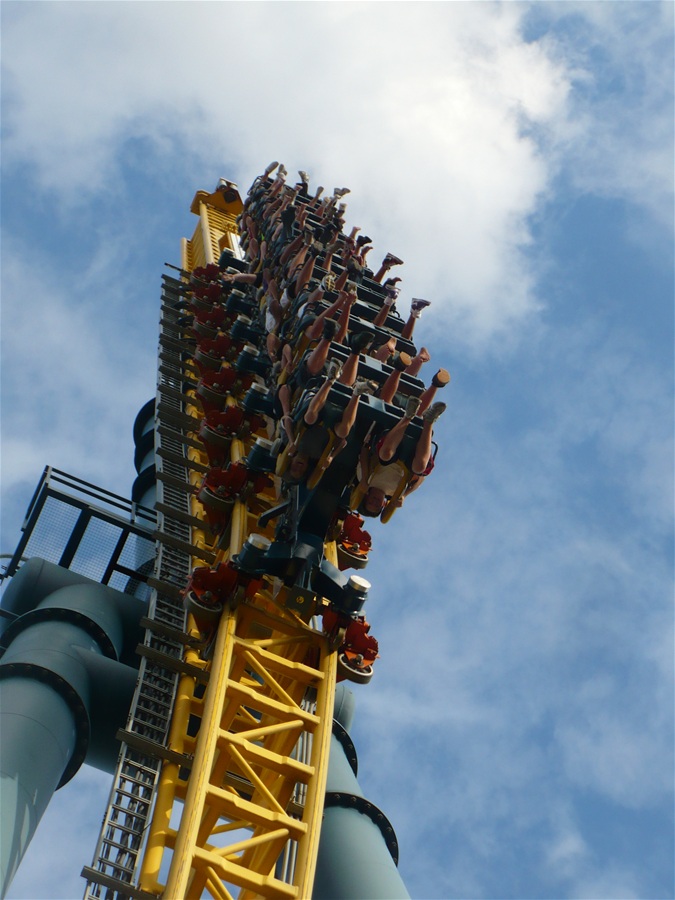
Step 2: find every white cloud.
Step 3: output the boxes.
[4,3,670,348]
[1,234,156,501]
[0,1,580,345]
[1,3,672,899]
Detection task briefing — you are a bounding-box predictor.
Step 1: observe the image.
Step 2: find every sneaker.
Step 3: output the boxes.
[392,351,413,371]
[297,313,317,333]
[334,187,351,197]
[264,161,279,175]
[432,368,451,388]
[348,330,374,354]
[322,318,338,341]
[371,331,394,348]
[315,186,324,198]
[411,298,431,314]
[353,378,377,396]
[356,235,373,246]
[404,396,421,418]
[384,276,402,287]
[422,401,446,423]
[298,170,310,183]
[278,165,287,177]
[383,253,404,267]
[326,358,342,381]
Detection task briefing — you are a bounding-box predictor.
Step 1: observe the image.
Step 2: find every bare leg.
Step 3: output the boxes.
[291,253,317,296]
[401,311,416,341]
[334,390,361,439]
[337,351,360,388]
[266,331,281,361]
[411,419,434,473]
[286,244,309,275]
[406,347,430,378]
[278,384,296,448]
[334,267,350,292]
[279,233,304,266]
[402,299,430,340]
[281,342,294,372]
[304,376,336,426]
[377,414,414,462]
[378,369,403,404]
[373,300,395,328]
[371,336,396,363]
[305,337,332,377]
[417,369,450,415]
[335,290,356,344]
[377,353,412,403]
[305,292,345,342]
[322,240,340,275]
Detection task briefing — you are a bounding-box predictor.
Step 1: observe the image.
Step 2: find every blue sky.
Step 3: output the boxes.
[1,2,673,899]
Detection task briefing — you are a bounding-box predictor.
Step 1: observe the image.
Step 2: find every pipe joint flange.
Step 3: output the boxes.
[332,719,358,776]
[0,607,118,659]
[324,791,399,864]
[0,662,90,787]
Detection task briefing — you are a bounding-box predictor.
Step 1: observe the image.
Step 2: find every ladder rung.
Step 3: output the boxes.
[81,867,158,899]
[139,614,197,646]
[116,728,195,767]
[151,529,216,564]
[134,644,210,683]
[155,501,214,533]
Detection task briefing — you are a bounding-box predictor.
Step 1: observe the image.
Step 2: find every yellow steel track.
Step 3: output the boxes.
[138,186,338,899]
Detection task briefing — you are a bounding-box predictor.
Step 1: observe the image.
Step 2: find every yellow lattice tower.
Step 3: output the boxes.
[138,185,339,900]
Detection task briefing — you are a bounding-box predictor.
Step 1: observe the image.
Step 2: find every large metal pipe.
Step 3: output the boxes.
[313,686,410,900]
[131,398,157,515]
[0,676,78,897]
[0,561,145,897]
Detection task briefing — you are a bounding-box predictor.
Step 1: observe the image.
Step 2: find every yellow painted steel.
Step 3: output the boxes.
[162,598,336,900]
[185,187,242,271]
[138,186,339,899]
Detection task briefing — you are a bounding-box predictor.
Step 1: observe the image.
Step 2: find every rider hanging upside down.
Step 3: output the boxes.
[357,397,446,519]
[281,361,376,485]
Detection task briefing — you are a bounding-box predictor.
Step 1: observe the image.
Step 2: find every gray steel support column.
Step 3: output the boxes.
[132,398,157,513]
[0,677,77,897]
[313,686,410,900]
[0,562,145,898]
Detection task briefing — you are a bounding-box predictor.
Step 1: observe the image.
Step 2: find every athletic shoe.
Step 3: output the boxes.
[383,253,404,266]
[326,358,342,381]
[411,298,431,314]
[392,351,413,371]
[353,378,377,396]
[322,318,338,341]
[422,401,446,423]
[371,331,394,348]
[348,330,374,354]
[431,368,451,388]
[404,396,421,418]
[299,170,309,183]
